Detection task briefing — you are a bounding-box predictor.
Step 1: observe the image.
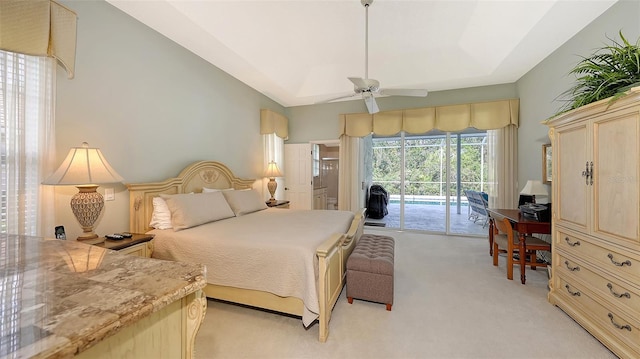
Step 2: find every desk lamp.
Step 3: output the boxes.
[264,161,283,204]
[43,142,123,244]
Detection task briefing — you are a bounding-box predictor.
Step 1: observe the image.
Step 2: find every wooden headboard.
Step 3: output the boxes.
[126,161,255,233]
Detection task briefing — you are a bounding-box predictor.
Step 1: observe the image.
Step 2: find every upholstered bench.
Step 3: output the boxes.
[346,234,395,311]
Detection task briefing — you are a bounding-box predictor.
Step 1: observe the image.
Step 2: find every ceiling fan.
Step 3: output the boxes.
[323,0,428,114]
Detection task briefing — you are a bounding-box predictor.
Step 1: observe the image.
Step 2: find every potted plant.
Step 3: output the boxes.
[555,31,640,116]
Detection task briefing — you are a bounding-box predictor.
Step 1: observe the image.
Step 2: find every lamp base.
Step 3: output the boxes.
[71,185,105,245]
[267,178,277,202]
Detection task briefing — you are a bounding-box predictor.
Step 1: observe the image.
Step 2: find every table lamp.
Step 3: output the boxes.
[520,180,549,204]
[43,142,123,244]
[264,161,283,203]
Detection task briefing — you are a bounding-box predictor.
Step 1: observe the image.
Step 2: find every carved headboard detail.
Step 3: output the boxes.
[126,161,255,233]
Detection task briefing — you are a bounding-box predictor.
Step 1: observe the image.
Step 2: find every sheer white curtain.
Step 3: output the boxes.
[338,135,368,211]
[0,50,56,236]
[486,125,518,209]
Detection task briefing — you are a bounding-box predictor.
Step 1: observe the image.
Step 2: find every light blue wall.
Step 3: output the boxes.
[53,0,637,237]
[286,84,518,143]
[55,1,284,238]
[517,0,640,189]
[58,0,284,182]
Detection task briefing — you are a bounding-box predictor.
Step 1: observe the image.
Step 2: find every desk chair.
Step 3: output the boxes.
[492,217,550,281]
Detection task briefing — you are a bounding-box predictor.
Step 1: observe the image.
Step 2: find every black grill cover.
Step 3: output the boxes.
[367,185,389,219]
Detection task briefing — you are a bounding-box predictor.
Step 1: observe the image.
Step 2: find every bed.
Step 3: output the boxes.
[127,161,364,342]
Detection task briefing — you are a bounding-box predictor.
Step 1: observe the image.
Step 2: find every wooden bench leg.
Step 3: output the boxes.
[347,297,353,304]
[386,303,392,311]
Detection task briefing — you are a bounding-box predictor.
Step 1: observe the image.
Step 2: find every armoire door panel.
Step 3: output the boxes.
[593,111,640,246]
[556,123,589,231]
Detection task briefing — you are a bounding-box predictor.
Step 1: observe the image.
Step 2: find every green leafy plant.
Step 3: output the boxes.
[556,31,640,116]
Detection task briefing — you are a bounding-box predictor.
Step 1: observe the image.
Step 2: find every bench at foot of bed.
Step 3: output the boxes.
[346,234,395,311]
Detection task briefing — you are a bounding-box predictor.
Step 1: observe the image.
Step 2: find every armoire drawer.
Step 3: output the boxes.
[557,276,640,356]
[556,228,640,283]
[557,254,640,318]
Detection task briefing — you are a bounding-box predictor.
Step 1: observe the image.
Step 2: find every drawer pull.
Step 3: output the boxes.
[608,313,632,331]
[564,237,580,247]
[564,260,580,272]
[565,284,581,296]
[607,283,631,299]
[607,253,632,267]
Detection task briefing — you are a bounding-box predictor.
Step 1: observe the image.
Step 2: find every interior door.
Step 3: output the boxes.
[284,143,312,209]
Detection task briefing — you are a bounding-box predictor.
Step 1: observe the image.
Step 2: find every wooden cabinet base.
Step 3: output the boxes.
[76,290,206,359]
[550,292,639,358]
[546,87,640,359]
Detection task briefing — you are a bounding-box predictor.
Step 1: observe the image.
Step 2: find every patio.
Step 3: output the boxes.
[364,202,489,236]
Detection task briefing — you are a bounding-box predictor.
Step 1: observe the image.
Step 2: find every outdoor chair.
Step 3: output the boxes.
[464,190,489,227]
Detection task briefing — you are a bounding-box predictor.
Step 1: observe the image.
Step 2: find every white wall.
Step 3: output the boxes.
[54,1,284,239]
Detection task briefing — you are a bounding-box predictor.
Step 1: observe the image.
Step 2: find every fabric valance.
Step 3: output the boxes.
[0,0,77,79]
[260,109,289,139]
[339,99,519,137]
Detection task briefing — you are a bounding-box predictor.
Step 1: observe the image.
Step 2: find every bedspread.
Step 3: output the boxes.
[149,208,355,326]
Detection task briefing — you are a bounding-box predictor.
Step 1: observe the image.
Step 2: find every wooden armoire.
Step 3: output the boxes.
[545,87,640,358]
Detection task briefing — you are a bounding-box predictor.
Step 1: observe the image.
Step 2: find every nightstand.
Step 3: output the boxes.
[94,233,155,258]
[266,200,290,209]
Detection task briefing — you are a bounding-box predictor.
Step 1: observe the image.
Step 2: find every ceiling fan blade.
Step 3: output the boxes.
[363,94,379,114]
[348,77,368,89]
[316,93,358,103]
[379,88,429,97]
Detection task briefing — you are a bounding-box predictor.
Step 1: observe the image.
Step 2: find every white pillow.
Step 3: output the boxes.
[161,192,235,231]
[149,197,173,230]
[222,189,268,216]
[202,187,234,193]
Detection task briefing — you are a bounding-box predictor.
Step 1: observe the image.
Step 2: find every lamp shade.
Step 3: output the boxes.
[264,161,282,178]
[520,180,548,196]
[42,142,123,243]
[42,142,123,185]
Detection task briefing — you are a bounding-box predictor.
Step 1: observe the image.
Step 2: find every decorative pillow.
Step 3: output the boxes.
[149,196,173,230]
[161,192,235,231]
[222,189,268,216]
[202,187,234,193]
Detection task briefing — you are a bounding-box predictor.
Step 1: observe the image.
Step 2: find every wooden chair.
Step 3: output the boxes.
[492,217,550,281]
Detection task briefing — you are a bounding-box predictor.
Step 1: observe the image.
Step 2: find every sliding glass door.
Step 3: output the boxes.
[370,129,487,235]
[371,138,402,228]
[402,135,446,232]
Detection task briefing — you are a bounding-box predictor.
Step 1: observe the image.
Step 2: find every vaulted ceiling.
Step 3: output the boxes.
[107,0,617,108]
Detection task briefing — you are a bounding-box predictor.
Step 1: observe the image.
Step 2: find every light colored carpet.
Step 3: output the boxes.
[194,229,616,359]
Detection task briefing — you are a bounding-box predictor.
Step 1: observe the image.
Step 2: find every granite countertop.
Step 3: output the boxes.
[0,235,207,359]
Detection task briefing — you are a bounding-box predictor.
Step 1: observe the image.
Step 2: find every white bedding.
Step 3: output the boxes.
[149,208,355,326]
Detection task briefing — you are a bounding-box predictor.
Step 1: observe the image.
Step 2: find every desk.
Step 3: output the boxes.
[487,208,551,284]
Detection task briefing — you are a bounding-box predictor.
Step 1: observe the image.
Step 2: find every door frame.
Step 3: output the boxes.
[311,140,341,210]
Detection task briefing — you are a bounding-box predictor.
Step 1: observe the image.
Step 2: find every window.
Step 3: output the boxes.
[0,50,55,236]
[312,144,320,177]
